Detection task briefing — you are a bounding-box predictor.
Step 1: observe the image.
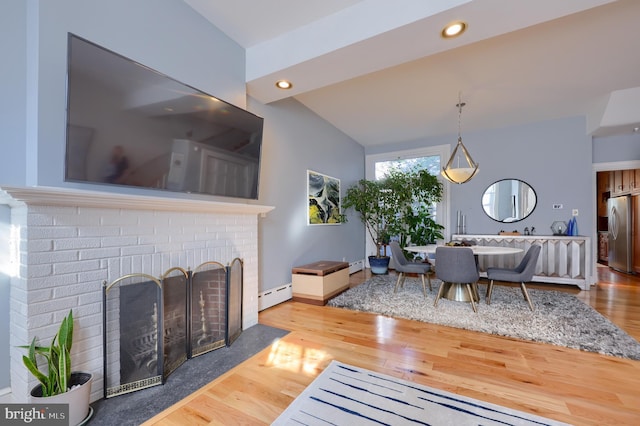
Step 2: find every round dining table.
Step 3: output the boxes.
[403,244,523,303]
[404,244,523,256]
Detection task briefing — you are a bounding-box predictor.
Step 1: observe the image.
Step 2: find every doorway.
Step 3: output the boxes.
[593,161,640,275]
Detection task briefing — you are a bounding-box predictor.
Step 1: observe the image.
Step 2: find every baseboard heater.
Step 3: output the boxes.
[349,259,364,274]
[258,283,292,311]
[259,259,364,311]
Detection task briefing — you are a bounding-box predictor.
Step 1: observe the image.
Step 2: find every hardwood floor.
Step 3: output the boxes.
[143,266,640,425]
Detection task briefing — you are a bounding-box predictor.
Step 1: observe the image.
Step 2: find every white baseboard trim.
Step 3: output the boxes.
[349,259,365,274]
[258,259,363,311]
[0,388,14,403]
[258,283,292,311]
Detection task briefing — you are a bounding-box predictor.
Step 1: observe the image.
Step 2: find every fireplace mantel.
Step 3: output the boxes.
[0,186,274,215]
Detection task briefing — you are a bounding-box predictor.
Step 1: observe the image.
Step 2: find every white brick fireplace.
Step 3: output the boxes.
[0,186,272,403]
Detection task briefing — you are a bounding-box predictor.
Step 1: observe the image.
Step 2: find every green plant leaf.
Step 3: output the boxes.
[59,346,68,392]
[27,338,38,367]
[18,310,75,397]
[21,355,48,387]
[47,366,57,396]
[58,310,73,353]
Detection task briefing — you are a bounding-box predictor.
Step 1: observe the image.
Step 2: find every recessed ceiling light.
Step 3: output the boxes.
[275,80,293,90]
[441,21,467,38]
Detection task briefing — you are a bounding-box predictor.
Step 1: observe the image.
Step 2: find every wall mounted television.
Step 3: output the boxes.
[65,33,264,200]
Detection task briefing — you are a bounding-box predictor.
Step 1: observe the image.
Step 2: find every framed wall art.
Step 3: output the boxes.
[307,170,341,225]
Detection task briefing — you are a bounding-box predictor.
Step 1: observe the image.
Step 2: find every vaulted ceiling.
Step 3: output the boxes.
[184,0,640,147]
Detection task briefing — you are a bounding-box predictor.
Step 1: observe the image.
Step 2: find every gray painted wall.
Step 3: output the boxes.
[0,0,27,186]
[367,116,594,244]
[593,132,640,163]
[250,98,365,292]
[449,117,593,240]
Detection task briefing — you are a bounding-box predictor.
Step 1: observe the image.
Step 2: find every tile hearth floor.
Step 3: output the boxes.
[90,324,288,425]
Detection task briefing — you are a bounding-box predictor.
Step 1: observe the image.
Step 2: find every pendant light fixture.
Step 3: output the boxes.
[441,93,479,184]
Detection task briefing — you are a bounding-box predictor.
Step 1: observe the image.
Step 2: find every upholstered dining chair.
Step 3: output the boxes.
[486,244,541,311]
[389,241,432,297]
[434,246,480,312]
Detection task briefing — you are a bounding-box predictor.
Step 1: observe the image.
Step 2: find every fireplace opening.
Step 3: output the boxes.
[102,258,243,398]
[190,262,227,357]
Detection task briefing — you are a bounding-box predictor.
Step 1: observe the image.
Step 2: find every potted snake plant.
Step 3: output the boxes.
[20,309,93,426]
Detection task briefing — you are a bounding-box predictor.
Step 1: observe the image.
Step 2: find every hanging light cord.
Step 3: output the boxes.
[457,92,465,142]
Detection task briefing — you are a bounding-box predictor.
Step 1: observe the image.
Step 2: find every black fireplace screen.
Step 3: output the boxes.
[161,267,189,379]
[190,262,227,357]
[102,259,243,398]
[227,258,243,346]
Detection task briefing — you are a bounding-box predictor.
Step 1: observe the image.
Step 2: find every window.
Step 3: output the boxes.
[364,145,451,254]
[374,156,441,180]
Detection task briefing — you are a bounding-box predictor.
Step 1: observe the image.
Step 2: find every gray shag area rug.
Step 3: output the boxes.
[327,275,640,360]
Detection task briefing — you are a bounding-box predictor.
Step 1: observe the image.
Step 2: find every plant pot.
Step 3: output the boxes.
[368,256,390,274]
[30,372,93,426]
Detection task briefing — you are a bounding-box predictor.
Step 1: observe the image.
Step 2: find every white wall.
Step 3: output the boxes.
[0,206,10,391]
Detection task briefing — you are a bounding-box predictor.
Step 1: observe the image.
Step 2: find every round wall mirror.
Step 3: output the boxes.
[481,179,537,223]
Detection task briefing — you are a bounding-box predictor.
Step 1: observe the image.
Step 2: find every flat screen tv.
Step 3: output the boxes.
[65,34,264,200]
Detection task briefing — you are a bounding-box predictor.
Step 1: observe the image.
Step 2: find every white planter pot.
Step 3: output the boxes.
[29,372,93,426]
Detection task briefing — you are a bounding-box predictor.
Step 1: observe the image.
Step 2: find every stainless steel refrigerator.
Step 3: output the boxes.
[608,195,633,273]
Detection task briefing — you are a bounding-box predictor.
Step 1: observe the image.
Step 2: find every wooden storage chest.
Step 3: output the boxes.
[291,260,350,305]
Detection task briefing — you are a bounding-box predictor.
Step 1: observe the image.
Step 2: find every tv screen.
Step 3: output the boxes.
[65,34,264,200]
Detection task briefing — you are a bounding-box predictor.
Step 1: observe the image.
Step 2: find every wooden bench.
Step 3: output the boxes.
[292,260,350,305]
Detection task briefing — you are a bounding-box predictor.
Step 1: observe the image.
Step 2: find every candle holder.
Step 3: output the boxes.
[551,221,567,236]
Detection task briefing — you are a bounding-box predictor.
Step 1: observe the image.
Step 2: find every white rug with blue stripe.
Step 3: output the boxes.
[273,360,570,426]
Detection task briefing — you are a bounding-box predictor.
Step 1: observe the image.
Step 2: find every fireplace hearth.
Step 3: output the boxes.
[103,259,243,398]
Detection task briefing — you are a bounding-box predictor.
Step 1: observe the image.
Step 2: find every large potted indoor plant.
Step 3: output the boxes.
[20,310,93,426]
[342,178,399,274]
[343,168,444,272]
[384,167,444,260]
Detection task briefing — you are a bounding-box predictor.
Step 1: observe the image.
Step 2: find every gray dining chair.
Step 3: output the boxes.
[434,246,480,312]
[389,241,432,297]
[486,244,541,311]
